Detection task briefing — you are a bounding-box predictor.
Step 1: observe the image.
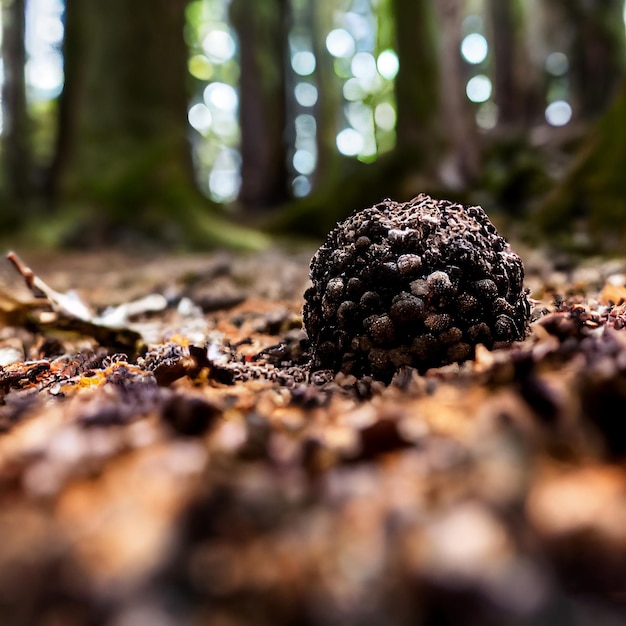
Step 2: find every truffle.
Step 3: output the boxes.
[303,193,531,381]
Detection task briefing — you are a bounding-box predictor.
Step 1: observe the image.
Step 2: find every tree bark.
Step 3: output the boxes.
[1,0,31,212]
[559,0,626,121]
[391,0,441,161]
[534,76,626,252]
[266,0,477,236]
[230,0,290,211]
[51,0,192,205]
[392,0,479,190]
[310,0,343,191]
[543,0,626,121]
[486,0,543,129]
[435,0,480,186]
[46,0,266,249]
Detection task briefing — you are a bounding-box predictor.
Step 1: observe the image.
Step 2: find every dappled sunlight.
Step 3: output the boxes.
[188,54,214,80]
[292,149,316,176]
[545,52,569,77]
[25,53,63,96]
[326,28,355,59]
[343,77,366,102]
[201,28,235,64]
[186,0,241,203]
[461,33,488,65]
[186,0,398,200]
[476,101,498,130]
[376,50,399,81]
[203,81,237,112]
[324,1,398,165]
[294,82,318,107]
[3,0,618,220]
[374,101,396,131]
[336,127,364,156]
[182,0,592,203]
[291,174,311,197]
[466,74,492,103]
[208,147,240,202]
[291,50,316,76]
[25,0,64,100]
[188,102,212,133]
[545,100,572,127]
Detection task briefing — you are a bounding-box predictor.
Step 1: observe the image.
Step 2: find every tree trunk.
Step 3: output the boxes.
[534,76,626,252]
[562,0,626,121]
[266,0,474,236]
[47,0,266,250]
[435,0,480,186]
[392,0,479,192]
[230,0,290,211]
[391,0,441,162]
[310,0,343,191]
[1,0,31,214]
[486,0,543,129]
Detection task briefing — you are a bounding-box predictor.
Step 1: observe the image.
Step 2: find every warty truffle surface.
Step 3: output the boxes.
[303,193,531,381]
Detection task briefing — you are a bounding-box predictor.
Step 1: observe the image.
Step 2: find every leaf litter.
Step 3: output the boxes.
[0,246,626,624]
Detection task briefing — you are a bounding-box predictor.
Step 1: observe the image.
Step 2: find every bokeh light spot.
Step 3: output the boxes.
[374,102,396,131]
[343,77,366,101]
[292,175,312,197]
[345,101,374,134]
[376,49,399,80]
[26,53,64,97]
[292,51,316,76]
[209,148,241,202]
[295,114,316,137]
[203,82,238,111]
[461,33,488,64]
[476,102,498,129]
[343,11,369,41]
[326,29,355,58]
[466,74,492,103]
[336,128,364,156]
[188,103,213,132]
[545,100,572,126]
[202,29,236,64]
[188,55,214,80]
[35,15,63,44]
[293,149,316,175]
[294,82,318,107]
[351,52,377,80]
[545,52,569,77]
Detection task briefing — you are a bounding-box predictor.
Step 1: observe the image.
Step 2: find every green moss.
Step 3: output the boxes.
[534,79,626,253]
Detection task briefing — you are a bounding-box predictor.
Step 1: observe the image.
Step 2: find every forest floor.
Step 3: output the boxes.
[1,243,626,626]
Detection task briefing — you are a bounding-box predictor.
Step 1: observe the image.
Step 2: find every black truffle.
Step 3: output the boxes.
[303,194,531,381]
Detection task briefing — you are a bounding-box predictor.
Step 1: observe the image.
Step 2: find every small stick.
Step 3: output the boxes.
[6,251,38,292]
[6,251,93,321]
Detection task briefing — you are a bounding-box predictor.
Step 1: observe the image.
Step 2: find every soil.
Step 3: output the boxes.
[1,243,626,626]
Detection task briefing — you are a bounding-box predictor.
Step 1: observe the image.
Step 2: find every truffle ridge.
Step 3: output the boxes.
[303,193,531,381]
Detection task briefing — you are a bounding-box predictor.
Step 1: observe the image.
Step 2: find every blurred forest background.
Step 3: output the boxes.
[1,0,625,253]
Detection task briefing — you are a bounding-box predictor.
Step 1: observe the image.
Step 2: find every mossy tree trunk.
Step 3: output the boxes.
[393,0,479,192]
[265,0,466,236]
[435,0,480,186]
[487,0,542,130]
[230,0,290,211]
[310,0,344,191]
[563,0,626,121]
[392,0,441,164]
[534,76,626,252]
[479,0,549,216]
[1,0,31,219]
[46,0,266,250]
